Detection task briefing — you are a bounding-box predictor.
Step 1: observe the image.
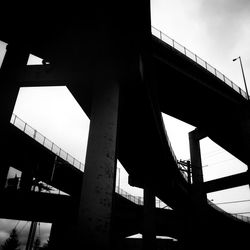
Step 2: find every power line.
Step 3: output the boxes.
[215,199,250,205]
[202,149,222,157]
[232,212,250,215]
[202,157,236,167]
[18,221,30,234]
[14,220,20,230]
[203,150,226,159]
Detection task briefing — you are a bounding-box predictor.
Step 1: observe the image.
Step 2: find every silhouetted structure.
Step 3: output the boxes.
[1,229,20,250]
[0,2,250,250]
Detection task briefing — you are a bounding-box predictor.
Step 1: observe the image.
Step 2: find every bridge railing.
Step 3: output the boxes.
[10,113,84,171]
[12,115,249,221]
[10,113,171,208]
[208,199,250,224]
[160,113,190,183]
[115,186,171,209]
[116,186,143,205]
[231,213,250,223]
[151,26,248,100]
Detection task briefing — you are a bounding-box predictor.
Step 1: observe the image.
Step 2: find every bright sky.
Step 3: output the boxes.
[1,0,250,246]
[151,0,250,92]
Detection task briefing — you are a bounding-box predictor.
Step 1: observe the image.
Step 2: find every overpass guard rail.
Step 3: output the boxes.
[151,26,248,100]
[10,113,84,171]
[10,114,170,209]
[10,111,250,222]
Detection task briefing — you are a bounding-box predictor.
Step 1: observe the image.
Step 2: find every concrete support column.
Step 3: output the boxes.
[20,169,33,191]
[0,167,9,190]
[188,129,208,249]
[49,217,74,250]
[25,221,37,250]
[70,80,120,249]
[189,130,204,186]
[143,186,156,250]
[49,220,60,250]
[0,43,29,121]
[0,42,29,190]
[188,129,206,203]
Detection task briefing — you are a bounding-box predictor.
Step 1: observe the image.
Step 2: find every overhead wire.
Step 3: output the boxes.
[232,212,250,215]
[202,157,236,167]
[215,199,250,205]
[202,149,224,157]
[14,220,20,230]
[18,221,30,234]
[202,150,227,159]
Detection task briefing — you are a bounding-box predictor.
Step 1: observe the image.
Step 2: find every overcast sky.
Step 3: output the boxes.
[151,0,250,92]
[0,0,250,245]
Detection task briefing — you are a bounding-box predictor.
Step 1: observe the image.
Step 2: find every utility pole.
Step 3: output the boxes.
[187,160,191,185]
[26,221,37,250]
[117,167,121,191]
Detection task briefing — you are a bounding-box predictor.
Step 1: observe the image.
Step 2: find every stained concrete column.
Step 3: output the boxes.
[49,215,75,250]
[70,80,120,249]
[189,129,207,207]
[188,129,206,190]
[20,169,33,191]
[188,129,208,249]
[143,186,156,250]
[0,42,29,189]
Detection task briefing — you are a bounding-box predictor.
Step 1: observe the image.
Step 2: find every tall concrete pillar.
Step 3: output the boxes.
[20,168,33,191]
[0,43,29,121]
[49,216,75,250]
[0,167,9,190]
[0,42,29,189]
[143,186,156,250]
[188,129,207,249]
[188,129,206,192]
[69,80,120,249]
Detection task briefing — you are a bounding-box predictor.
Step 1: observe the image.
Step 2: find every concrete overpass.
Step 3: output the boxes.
[0,2,250,249]
[4,113,250,249]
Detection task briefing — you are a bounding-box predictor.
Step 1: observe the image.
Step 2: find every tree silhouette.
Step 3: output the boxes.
[1,229,20,250]
[40,240,50,249]
[33,237,41,250]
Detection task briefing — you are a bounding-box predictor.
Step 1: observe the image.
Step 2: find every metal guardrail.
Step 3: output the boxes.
[161,117,190,183]
[10,113,170,208]
[10,113,85,171]
[232,213,250,223]
[116,186,143,205]
[11,115,248,221]
[152,27,250,222]
[208,199,250,224]
[151,26,248,100]
[115,186,171,209]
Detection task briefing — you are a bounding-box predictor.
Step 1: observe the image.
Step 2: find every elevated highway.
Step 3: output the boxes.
[2,118,187,243]
[0,2,250,249]
[6,113,250,248]
[152,31,250,166]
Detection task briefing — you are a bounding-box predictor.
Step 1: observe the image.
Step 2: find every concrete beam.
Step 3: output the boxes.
[189,129,205,187]
[189,128,207,141]
[189,130,207,206]
[204,171,249,193]
[19,64,72,86]
[0,43,30,189]
[0,190,73,222]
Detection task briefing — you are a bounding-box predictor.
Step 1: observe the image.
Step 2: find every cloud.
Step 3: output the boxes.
[0,231,9,243]
[198,0,250,52]
[0,219,51,249]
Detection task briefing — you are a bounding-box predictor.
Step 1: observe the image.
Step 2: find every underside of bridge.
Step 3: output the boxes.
[0,1,250,250]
